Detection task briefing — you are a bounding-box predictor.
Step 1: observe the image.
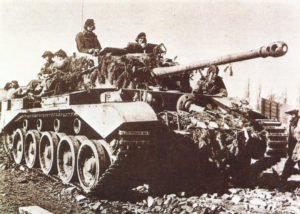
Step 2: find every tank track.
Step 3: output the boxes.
[92,148,142,196]
[4,113,151,196]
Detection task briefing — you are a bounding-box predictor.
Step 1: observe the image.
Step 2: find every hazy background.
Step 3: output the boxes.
[0,0,299,105]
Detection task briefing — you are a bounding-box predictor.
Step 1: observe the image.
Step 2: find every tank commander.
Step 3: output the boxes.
[75,19,102,55]
[194,65,228,97]
[125,32,158,54]
[280,109,300,187]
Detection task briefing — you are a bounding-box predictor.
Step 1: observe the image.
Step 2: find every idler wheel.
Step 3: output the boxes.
[39,131,59,174]
[12,129,25,164]
[57,135,80,183]
[24,130,41,168]
[176,94,196,112]
[77,139,108,193]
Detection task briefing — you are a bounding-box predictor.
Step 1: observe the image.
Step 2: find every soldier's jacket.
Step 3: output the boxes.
[290,116,300,161]
[195,76,228,97]
[54,58,71,74]
[40,60,55,75]
[75,31,101,53]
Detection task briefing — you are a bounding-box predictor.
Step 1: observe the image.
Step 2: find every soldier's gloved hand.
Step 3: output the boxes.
[88,48,95,54]
[94,48,101,54]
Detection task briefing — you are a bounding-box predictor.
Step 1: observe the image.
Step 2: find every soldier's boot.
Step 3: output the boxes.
[279,158,296,190]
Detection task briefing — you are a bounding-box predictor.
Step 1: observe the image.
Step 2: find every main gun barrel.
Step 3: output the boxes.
[152,41,288,77]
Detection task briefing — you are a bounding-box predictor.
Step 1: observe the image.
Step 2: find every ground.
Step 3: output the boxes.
[1,141,300,214]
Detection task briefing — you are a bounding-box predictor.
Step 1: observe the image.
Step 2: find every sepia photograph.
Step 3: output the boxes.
[0,0,300,213]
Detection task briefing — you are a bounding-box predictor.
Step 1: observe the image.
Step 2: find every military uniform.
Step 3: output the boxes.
[44,49,73,95]
[75,31,102,54]
[194,65,228,97]
[281,109,300,183]
[40,51,55,75]
[125,32,157,54]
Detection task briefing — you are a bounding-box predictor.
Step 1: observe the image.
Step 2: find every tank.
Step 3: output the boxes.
[0,41,288,195]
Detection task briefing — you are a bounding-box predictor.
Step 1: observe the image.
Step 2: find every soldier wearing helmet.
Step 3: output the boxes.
[39,50,55,77]
[136,32,147,49]
[194,65,228,97]
[125,32,158,54]
[17,51,55,97]
[75,19,102,55]
[42,49,72,95]
[53,49,71,73]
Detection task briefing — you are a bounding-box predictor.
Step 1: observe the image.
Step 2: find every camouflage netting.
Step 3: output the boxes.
[158,101,267,180]
[97,54,157,89]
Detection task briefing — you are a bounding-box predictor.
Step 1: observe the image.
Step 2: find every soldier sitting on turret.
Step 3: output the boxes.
[125,32,158,54]
[75,19,102,55]
[12,51,57,98]
[39,51,55,77]
[27,51,56,96]
[194,65,228,97]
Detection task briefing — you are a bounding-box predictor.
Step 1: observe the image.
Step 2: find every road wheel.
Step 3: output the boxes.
[57,135,80,183]
[77,139,108,193]
[12,129,25,164]
[39,131,59,174]
[24,130,41,168]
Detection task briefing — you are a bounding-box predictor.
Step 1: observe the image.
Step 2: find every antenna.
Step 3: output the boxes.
[81,0,84,29]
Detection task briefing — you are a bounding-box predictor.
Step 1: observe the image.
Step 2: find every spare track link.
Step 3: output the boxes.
[256,119,288,158]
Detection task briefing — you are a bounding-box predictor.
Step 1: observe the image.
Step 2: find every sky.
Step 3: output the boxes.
[0,0,299,105]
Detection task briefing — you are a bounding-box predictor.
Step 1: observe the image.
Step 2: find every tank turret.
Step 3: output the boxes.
[152,41,288,77]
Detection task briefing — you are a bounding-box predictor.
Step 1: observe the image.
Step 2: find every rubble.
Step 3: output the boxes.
[231,195,242,204]
[75,194,87,203]
[61,187,76,196]
[19,206,52,214]
[146,196,154,207]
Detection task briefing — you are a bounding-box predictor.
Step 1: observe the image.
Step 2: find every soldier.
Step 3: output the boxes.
[194,65,228,97]
[4,80,20,99]
[43,49,72,95]
[75,19,102,55]
[29,51,55,96]
[53,49,71,73]
[125,32,157,54]
[280,109,300,185]
[39,51,55,77]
